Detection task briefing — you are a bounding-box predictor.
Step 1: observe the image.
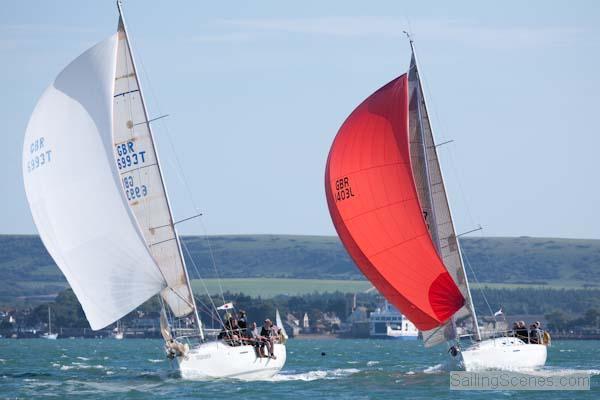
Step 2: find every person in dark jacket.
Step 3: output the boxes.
[238,310,248,337]
[260,319,276,359]
[515,321,529,343]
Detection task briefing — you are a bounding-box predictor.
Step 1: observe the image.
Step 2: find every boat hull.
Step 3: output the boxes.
[41,333,58,340]
[176,341,286,380]
[459,337,547,371]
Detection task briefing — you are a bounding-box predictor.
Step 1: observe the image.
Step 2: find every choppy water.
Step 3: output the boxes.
[0,338,598,399]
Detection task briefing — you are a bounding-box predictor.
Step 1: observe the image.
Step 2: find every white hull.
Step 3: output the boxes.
[41,333,58,340]
[113,332,124,340]
[458,337,547,371]
[177,341,286,380]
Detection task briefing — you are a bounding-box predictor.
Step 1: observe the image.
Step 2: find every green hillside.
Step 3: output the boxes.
[1,234,599,306]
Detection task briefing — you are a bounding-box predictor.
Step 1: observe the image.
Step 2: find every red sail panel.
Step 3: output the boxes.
[325,74,464,330]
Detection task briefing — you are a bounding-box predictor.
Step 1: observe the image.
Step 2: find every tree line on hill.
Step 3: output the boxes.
[2,287,600,335]
[2,234,600,306]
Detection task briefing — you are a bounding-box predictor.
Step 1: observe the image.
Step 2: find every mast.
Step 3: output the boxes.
[116,1,203,339]
[406,34,481,342]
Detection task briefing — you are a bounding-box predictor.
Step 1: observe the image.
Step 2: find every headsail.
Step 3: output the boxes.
[325,74,466,331]
[112,15,196,319]
[407,47,480,346]
[22,34,166,330]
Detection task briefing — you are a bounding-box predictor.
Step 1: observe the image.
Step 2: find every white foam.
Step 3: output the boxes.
[423,363,446,374]
[268,368,359,382]
[367,361,379,366]
[76,356,90,361]
[147,359,163,363]
[60,363,105,370]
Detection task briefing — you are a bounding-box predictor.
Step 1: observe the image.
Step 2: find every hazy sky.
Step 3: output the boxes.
[2,1,599,239]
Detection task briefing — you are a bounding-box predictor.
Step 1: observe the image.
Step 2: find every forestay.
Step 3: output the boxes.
[407,52,479,346]
[112,18,195,318]
[22,35,166,330]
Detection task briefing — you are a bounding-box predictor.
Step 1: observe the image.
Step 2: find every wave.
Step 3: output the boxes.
[366,361,379,366]
[147,359,164,363]
[59,363,105,371]
[76,357,90,361]
[268,368,360,382]
[527,367,600,377]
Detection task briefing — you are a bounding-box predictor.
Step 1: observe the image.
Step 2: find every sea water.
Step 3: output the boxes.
[0,338,598,399]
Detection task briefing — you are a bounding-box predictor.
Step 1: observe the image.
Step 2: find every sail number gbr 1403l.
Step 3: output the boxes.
[334,177,355,202]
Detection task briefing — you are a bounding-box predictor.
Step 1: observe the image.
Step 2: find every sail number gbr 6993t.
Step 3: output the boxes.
[334,177,355,202]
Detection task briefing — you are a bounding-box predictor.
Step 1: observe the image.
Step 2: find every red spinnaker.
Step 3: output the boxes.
[325,74,464,330]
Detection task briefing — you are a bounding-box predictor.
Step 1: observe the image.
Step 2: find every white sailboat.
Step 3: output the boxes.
[325,34,547,371]
[275,309,288,341]
[41,306,58,340]
[112,320,124,340]
[23,1,285,379]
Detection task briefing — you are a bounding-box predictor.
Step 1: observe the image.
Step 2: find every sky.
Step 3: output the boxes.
[1,1,599,239]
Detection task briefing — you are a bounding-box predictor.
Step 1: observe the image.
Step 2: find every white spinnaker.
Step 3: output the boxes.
[22,35,166,330]
[408,53,479,347]
[112,19,194,318]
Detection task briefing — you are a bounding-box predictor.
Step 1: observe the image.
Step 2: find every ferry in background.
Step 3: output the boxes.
[369,302,418,339]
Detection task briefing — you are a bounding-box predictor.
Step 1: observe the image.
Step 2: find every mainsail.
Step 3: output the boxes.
[325,74,465,331]
[112,17,195,318]
[23,8,198,330]
[407,48,480,346]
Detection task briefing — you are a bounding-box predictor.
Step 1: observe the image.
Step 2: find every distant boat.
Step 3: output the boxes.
[275,309,288,341]
[325,34,548,370]
[112,320,124,340]
[23,1,285,379]
[369,301,418,340]
[41,306,58,340]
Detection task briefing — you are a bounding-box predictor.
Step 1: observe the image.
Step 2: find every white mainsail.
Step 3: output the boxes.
[407,48,480,347]
[22,34,166,330]
[112,17,195,318]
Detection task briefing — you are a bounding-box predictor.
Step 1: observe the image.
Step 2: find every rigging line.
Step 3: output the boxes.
[123,13,220,330]
[135,54,227,305]
[179,238,226,328]
[461,248,495,322]
[199,219,226,305]
[416,62,478,229]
